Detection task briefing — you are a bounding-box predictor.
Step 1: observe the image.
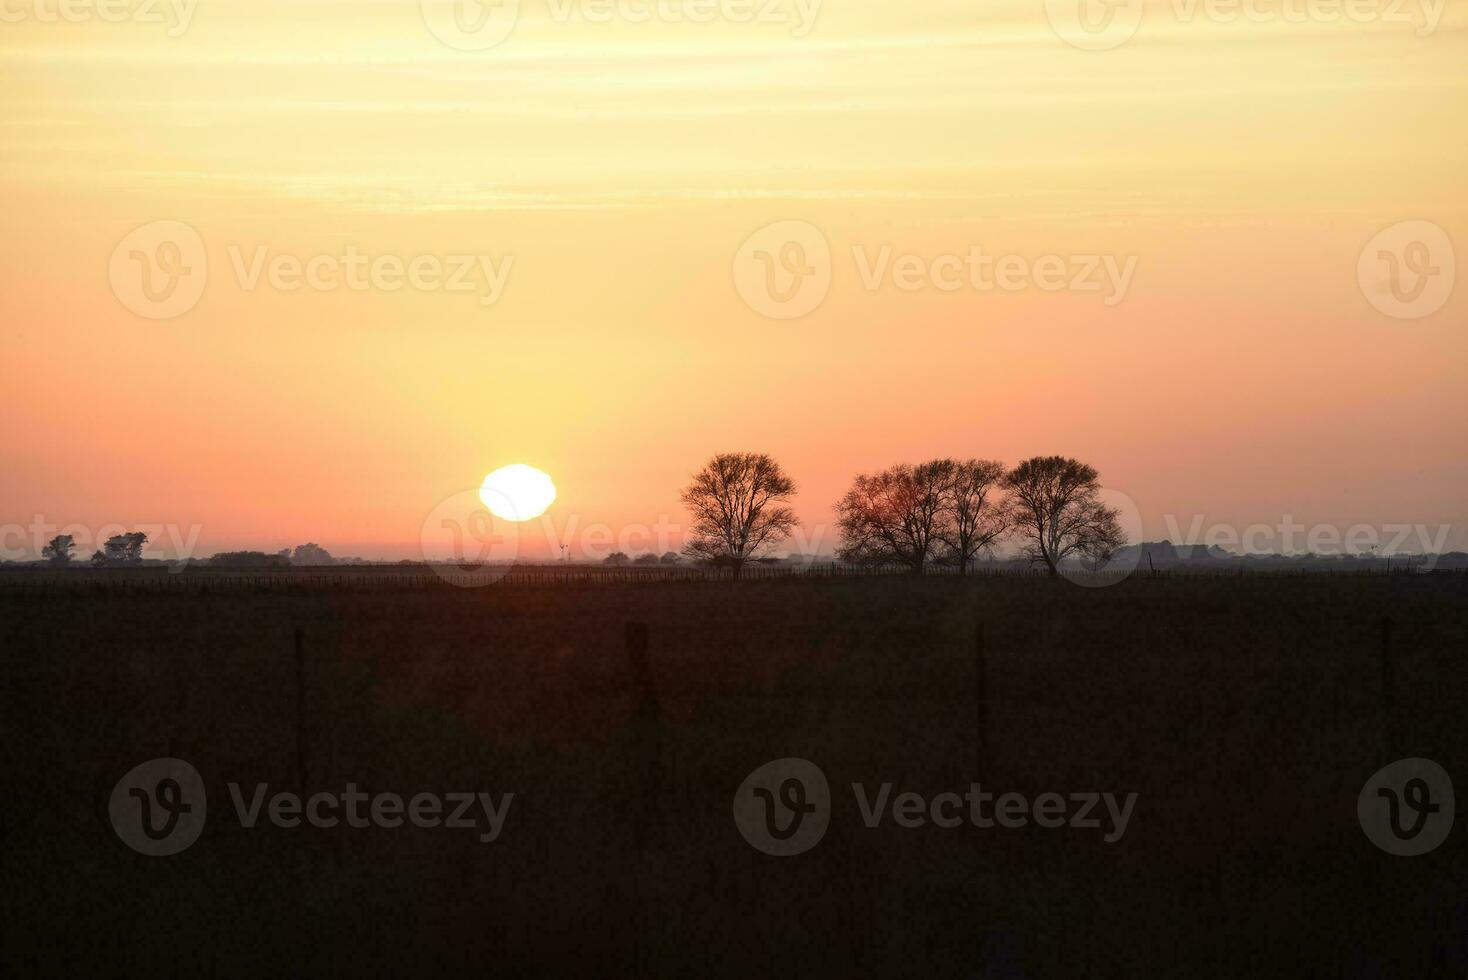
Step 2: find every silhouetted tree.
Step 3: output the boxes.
[835,461,950,574]
[103,532,148,564]
[634,553,659,565]
[1003,456,1125,577]
[936,458,1010,575]
[659,551,681,565]
[604,552,630,566]
[42,534,75,566]
[291,543,335,566]
[680,453,798,581]
[90,550,106,567]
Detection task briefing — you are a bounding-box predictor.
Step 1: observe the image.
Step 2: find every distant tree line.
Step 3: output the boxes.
[40,532,150,567]
[35,535,338,568]
[682,452,1124,579]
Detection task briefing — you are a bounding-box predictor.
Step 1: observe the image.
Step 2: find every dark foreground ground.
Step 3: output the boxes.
[3,573,1465,977]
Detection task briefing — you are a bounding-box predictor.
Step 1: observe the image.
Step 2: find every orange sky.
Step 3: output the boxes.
[2,0,1465,560]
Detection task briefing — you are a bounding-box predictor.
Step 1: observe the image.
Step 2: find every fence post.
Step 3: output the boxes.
[294,627,308,789]
[1380,616,1396,756]
[975,622,990,774]
[624,621,662,975]
[626,621,662,852]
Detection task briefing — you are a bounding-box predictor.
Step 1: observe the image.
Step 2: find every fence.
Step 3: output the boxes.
[0,562,1462,595]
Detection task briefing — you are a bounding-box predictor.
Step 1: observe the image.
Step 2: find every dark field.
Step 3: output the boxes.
[4,573,1465,977]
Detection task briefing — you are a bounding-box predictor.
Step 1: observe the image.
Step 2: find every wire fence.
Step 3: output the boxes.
[0,562,1462,595]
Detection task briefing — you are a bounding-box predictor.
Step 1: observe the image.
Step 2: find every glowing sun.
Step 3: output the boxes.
[479,464,557,522]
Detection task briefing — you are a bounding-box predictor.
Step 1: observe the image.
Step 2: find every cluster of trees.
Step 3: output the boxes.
[41,532,149,566]
[37,536,336,568]
[205,544,336,567]
[603,552,682,566]
[681,453,1125,579]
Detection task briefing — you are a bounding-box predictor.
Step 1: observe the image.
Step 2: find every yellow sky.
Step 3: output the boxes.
[2,0,1465,559]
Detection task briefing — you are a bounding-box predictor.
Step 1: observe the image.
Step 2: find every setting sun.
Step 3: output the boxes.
[479,465,557,523]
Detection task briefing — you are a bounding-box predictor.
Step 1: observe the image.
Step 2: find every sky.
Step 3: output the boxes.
[1,0,1465,561]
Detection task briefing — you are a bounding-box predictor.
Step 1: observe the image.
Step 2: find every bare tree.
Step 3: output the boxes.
[681,453,798,580]
[936,458,1010,575]
[1003,456,1125,577]
[42,534,75,566]
[835,461,950,574]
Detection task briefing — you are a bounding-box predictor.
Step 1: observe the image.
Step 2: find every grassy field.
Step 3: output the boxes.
[3,573,1465,977]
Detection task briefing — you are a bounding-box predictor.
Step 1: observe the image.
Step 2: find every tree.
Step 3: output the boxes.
[633,553,660,565]
[659,551,681,565]
[42,534,75,566]
[835,461,951,574]
[291,543,335,566]
[603,552,630,566]
[90,550,106,567]
[936,458,1010,575]
[103,532,148,564]
[1003,456,1125,577]
[680,453,798,580]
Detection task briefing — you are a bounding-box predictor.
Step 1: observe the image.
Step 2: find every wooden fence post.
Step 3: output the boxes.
[626,622,662,853]
[1380,616,1396,756]
[975,622,990,775]
[295,627,308,789]
[624,620,662,975]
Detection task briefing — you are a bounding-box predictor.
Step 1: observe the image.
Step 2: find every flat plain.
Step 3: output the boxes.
[3,571,1465,976]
